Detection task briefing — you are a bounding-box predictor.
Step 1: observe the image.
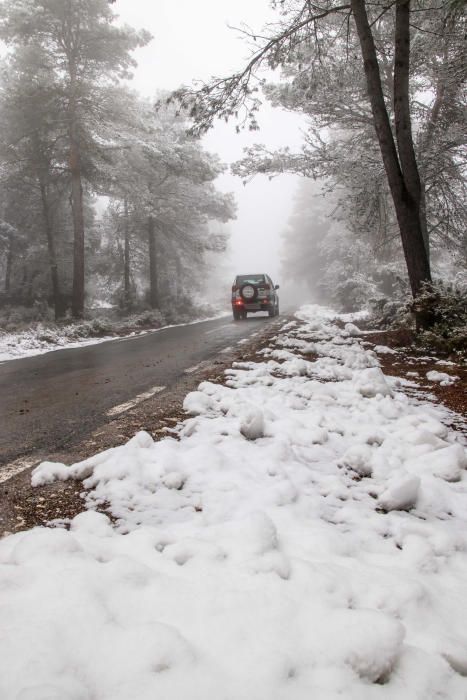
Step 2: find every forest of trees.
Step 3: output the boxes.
[0,0,235,321]
[280,180,412,312]
[241,0,466,316]
[177,0,466,327]
[0,0,465,329]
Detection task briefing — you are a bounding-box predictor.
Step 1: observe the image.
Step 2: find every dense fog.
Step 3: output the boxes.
[0,0,465,333]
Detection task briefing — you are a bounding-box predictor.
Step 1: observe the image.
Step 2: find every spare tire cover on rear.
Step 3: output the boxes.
[240,283,258,301]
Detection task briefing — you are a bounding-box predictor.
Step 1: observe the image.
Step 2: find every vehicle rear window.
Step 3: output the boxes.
[236,275,265,285]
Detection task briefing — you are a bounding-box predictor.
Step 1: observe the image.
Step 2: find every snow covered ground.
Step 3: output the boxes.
[1,305,467,699]
[0,312,230,362]
[0,327,116,362]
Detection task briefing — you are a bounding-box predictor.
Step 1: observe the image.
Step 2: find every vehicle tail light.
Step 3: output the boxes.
[232,285,238,292]
[263,284,270,291]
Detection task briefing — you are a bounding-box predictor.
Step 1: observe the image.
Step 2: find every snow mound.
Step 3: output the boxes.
[406,443,466,482]
[338,444,373,476]
[344,322,361,337]
[426,370,459,386]
[374,344,398,355]
[3,303,467,699]
[183,390,216,415]
[379,473,421,511]
[238,406,265,440]
[353,366,393,398]
[326,609,405,682]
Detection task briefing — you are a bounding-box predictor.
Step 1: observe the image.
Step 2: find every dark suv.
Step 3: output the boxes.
[231,274,279,320]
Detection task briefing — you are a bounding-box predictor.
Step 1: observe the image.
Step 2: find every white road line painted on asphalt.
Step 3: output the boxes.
[204,324,231,335]
[114,335,141,343]
[106,386,166,417]
[0,457,38,484]
[184,360,213,374]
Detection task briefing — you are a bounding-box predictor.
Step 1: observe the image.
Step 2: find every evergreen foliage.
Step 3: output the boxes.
[0,1,234,320]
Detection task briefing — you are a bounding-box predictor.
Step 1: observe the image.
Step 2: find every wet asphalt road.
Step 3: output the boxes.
[0,314,274,470]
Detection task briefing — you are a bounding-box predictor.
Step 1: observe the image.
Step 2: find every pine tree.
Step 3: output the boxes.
[0,0,150,317]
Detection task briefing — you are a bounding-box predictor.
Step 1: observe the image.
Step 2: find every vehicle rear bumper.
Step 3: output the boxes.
[232,301,271,312]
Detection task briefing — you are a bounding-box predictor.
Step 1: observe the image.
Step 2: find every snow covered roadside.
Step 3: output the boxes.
[1,305,467,699]
[0,327,116,362]
[0,312,230,362]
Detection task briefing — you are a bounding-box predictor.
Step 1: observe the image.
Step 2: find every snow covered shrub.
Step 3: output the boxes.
[86,318,114,336]
[36,324,61,343]
[325,272,377,312]
[68,318,114,338]
[420,324,467,357]
[367,296,413,330]
[129,310,165,328]
[0,303,54,331]
[163,297,219,325]
[416,281,467,356]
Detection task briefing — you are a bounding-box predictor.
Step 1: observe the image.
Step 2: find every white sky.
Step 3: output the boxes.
[114,0,306,283]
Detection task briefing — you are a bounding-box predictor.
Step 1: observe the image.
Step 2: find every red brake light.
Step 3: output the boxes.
[263,284,270,290]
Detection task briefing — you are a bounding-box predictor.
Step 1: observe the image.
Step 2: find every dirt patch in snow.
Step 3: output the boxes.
[363,330,466,422]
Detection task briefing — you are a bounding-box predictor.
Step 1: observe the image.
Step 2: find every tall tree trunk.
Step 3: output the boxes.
[69,126,85,319]
[393,0,430,264]
[419,182,429,264]
[4,230,13,295]
[123,198,131,309]
[39,181,65,320]
[175,255,183,303]
[67,57,85,319]
[394,0,421,207]
[351,0,431,306]
[147,215,159,308]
